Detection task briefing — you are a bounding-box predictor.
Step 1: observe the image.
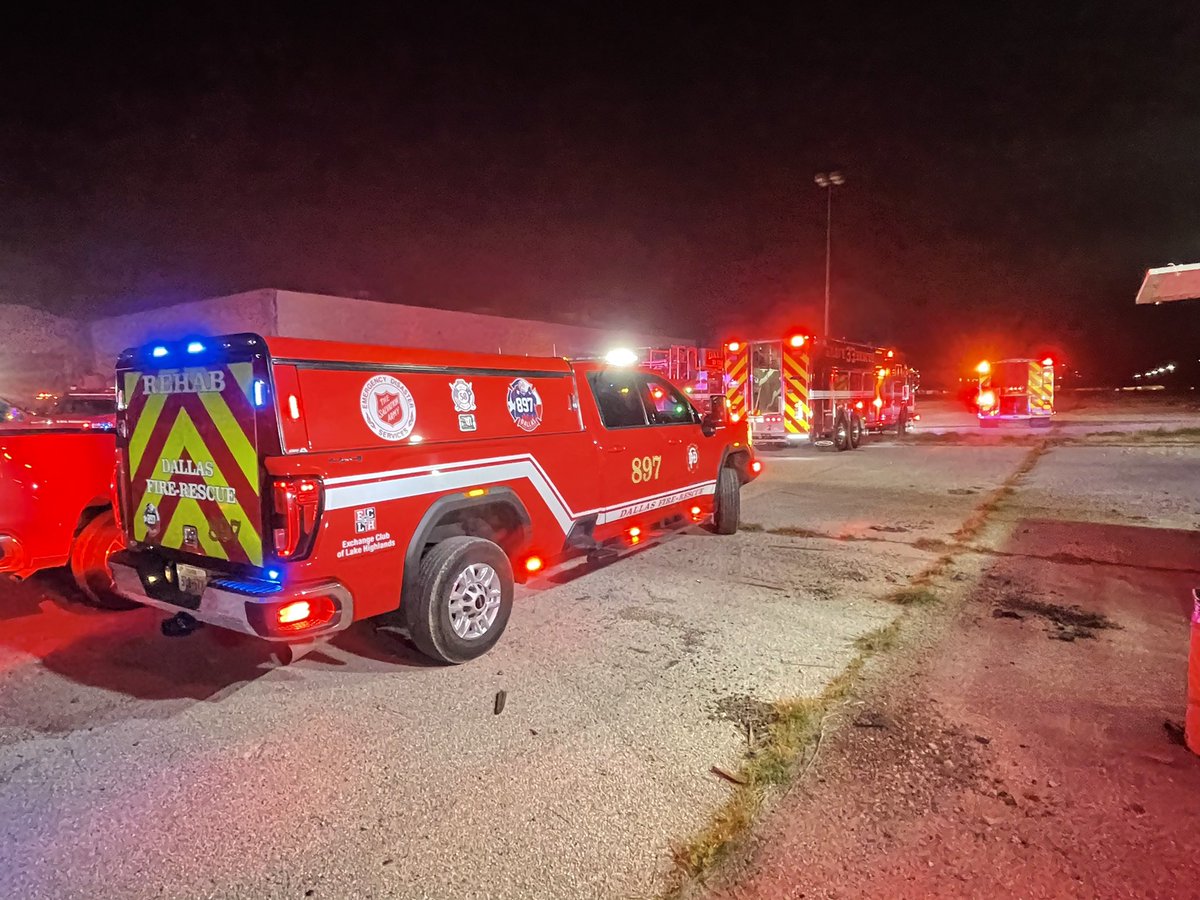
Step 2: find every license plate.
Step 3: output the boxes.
[175,563,208,596]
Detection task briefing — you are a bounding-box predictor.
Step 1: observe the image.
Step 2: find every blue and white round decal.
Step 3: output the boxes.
[506,378,543,432]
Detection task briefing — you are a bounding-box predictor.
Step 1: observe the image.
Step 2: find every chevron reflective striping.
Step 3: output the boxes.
[781,346,810,434]
[125,361,263,565]
[725,348,749,417]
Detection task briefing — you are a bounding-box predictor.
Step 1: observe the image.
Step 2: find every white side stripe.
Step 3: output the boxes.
[323,455,717,534]
[325,460,576,532]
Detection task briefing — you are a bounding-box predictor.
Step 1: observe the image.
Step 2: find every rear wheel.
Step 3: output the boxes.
[896,409,909,437]
[406,536,513,664]
[713,465,741,535]
[834,414,851,451]
[70,509,136,610]
[849,414,864,449]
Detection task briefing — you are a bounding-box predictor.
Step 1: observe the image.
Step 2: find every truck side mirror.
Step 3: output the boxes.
[700,413,718,437]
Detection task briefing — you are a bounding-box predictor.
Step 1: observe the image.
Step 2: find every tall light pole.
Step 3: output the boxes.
[814,170,844,337]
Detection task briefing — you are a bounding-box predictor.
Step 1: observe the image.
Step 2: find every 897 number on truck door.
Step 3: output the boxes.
[631,455,661,483]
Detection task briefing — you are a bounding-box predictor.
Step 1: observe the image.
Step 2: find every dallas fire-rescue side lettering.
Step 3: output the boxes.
[144,478,237,504]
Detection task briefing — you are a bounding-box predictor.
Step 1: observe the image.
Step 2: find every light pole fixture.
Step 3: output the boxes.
[814,170,844,337]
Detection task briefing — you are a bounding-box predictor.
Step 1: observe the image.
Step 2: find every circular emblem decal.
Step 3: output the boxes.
[506,378,543,432]
[686,444,700,473]
[360,375,417,441]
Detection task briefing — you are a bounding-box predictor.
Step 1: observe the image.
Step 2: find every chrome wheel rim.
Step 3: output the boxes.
[448,563,502,639]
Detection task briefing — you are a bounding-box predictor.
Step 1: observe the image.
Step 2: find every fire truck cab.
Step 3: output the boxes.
[976,358,1054,427]
[107,334,758,664]
[723,335,917,450]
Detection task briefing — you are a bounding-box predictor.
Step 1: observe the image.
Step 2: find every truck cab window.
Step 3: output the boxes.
[588,371,649,428]
[640,375,697,426]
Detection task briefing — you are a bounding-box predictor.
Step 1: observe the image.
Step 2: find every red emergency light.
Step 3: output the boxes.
[1042,357,1054,366]
[788,334,808,348]
[726,341,742,353]
[274,596,336,633]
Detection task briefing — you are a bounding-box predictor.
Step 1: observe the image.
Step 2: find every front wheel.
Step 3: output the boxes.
[406,536,514,664]
[713,465,741,535]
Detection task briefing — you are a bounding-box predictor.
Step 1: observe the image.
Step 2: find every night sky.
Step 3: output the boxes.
[2,4,1199,383]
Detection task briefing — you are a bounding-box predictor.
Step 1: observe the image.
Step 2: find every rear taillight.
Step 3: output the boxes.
[275,597,336,632]
[271,476,322,560]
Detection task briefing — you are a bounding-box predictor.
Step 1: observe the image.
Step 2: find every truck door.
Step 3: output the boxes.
[584,369,686,536]
[636,373,712,499]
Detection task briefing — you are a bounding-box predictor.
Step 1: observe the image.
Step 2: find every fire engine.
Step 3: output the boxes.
[975,358,1054,427]
[722,334,917,450]
[642,344,726,418]
[106,334,759,663]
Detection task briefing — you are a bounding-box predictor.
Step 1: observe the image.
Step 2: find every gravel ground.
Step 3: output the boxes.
[706,410,1200,899]
[1,398,1186,899]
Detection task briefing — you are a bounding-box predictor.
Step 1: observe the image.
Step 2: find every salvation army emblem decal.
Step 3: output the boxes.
[360,375,417,441]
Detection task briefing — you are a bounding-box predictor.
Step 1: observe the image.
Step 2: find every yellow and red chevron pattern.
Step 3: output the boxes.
[724,344,749,421]
[123,361,263,565]
[1031,360,1053,413]
[781,344,811,433]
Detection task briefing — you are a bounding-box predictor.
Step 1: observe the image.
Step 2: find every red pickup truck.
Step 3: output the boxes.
[0,423,128,606]
[108,334,759,662]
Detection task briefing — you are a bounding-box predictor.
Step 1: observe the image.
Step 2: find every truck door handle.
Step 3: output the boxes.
[667,437,683,444]
[606,445,627,453]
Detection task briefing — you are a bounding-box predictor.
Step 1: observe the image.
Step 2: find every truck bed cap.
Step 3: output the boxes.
[264,335,574,374]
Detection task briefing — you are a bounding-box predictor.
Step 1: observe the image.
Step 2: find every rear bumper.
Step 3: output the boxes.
[110,555,354,641]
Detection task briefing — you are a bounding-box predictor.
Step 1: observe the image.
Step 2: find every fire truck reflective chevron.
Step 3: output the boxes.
[781,343,810,434]
[725,343,748,420]
[122,361,263,565]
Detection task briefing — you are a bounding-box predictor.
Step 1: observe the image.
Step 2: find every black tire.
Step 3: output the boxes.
[849,414,864,449]
[70,510,138,610]
[834,413,851,452]
[405,536,513,664]
[713,465,741,535]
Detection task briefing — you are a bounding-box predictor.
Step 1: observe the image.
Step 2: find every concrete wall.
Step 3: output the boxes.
[0,304,90,400]
[88,289,278,371]
[0,288,694,402]
[272,290,688,358]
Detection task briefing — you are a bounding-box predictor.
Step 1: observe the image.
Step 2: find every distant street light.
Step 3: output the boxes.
[814,171,845,337]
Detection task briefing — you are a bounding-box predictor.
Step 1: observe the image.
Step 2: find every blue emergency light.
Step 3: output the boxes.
[186,340,205,354]
[151,346,169,358]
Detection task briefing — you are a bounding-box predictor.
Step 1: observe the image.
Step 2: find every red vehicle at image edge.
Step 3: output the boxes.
[108,334,759,663]
[0,423,130,608]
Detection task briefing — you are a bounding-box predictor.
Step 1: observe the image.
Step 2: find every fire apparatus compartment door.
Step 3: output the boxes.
[119,345,267,566]
[750,342,783,417]
[996,360,1032,417]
